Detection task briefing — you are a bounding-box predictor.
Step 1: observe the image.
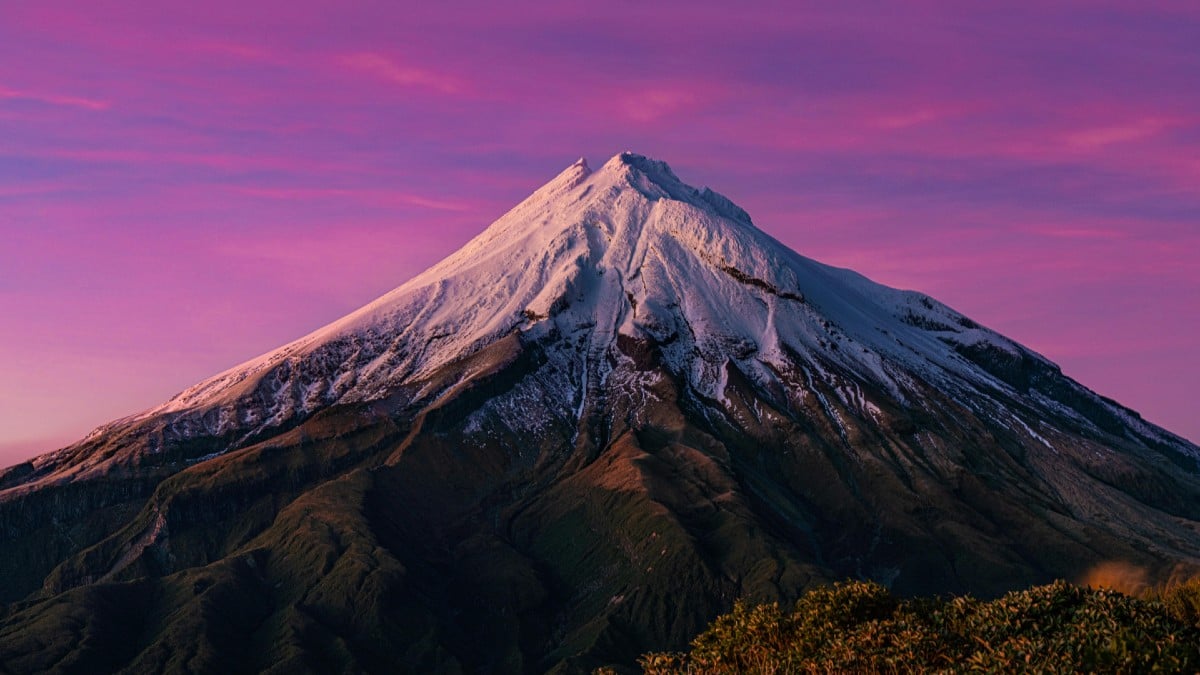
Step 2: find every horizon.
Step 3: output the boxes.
[3,2,1199,467]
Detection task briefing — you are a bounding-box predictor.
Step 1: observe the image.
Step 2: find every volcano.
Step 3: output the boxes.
[2,152,1198,673]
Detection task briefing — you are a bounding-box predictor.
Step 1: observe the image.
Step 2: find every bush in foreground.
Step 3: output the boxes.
[632,580,1200,674]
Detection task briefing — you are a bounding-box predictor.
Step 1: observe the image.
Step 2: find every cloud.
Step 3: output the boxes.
[231,186,471,211]
[616,88,701,123]
[0,85,108,111]
[192,40,275,61]
[339,52,465,94]
[873,108,953,130]
[1018,225,1127,240]
[1064,118,1173,150]
[0,180,80,198]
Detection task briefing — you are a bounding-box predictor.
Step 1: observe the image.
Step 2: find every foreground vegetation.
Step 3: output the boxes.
[624,578,1200,674]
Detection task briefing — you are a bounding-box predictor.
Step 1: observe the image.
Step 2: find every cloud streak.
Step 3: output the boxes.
[339,52,466,94]
[0,85,109,110]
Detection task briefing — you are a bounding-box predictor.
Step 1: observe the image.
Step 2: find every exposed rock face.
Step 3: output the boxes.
[2,153,1199,673]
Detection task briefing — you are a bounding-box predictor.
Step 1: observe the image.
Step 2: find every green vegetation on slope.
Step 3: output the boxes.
[627,580,1200,674]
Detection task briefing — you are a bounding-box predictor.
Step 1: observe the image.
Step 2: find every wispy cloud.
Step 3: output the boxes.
[0,85,109,111]
[1064,118,1173,150]
[339,52,465,94]
[0,180,80,198]
[193,41,275,61]
[616,88,700,123]
[873,108,953,130]
[1019,225,1127,240]
[232,186,471,211]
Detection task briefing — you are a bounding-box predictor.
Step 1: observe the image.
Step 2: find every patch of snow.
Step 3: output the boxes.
[1010,414,1057,453]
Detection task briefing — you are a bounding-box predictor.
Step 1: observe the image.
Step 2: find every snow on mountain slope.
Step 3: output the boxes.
[43,151,1189,472]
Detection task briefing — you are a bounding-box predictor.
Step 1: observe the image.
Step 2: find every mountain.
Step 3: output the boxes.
[2,152,1199,673]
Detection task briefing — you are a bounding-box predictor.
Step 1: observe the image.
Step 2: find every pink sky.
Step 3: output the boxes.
[2,1,1198,466]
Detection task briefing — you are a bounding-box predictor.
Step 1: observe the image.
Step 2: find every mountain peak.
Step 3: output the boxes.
[536,155,593,195]
[605,151,682,183]
[592,151,754,226]
[563,155,591,179]
[597,151,692,201]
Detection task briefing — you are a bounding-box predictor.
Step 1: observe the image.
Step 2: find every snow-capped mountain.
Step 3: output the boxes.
[24,152,1189,483]
[2,153,1198,673]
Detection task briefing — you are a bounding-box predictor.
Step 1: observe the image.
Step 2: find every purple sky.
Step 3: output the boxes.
[2,1,1198,466]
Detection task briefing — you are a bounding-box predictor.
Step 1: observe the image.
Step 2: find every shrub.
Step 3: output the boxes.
[1145,576,1200,629]
[631,580,1200,674]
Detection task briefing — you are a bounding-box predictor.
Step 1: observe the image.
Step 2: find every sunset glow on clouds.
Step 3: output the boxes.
[1,1,1198,464]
